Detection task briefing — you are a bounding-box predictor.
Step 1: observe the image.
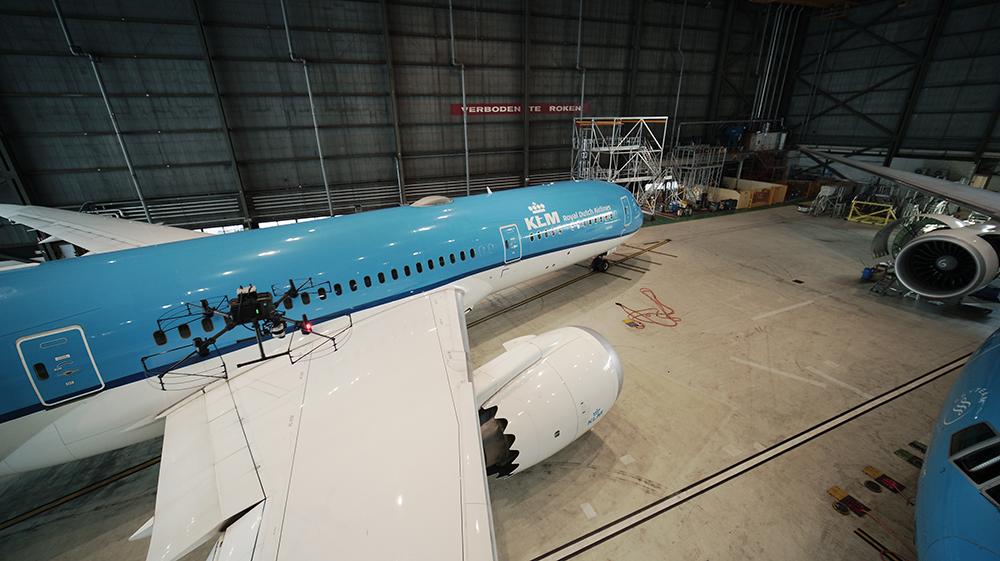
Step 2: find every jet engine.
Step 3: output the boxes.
[474,326,622,477]
[895,228,1000,300]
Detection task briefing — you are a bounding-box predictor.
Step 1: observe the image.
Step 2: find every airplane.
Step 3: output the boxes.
[800,148,1000,561]
[0,179,641,561]
[799,147,1000,303]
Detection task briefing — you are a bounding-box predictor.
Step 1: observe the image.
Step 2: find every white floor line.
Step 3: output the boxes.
[729,357,827,389]
[806,366,873,399]
[532,355,969,561]
[751,300,814,321]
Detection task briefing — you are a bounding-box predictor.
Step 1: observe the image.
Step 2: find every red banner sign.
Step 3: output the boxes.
[450,102,591,116]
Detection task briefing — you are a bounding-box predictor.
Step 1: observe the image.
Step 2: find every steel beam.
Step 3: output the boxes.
[707,0,735,122]
[794,75,894,136]
[837,16,921,61]
[798,3,901,74]
[191,0,252,227]
[799,150,848,180]
[522,0,530,185]
[974,88,1000,164]
[795,142,886,177]
[0,124,31,204]
[621,0,644,116]
[883,0,950,166]
[379,0,406,204]
[788,66,915,131]
[52,0,151,223]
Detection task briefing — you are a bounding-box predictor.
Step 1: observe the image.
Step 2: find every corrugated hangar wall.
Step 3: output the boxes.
[785,0,1000,164]
[2,0,996,237]
[0,0,766,231]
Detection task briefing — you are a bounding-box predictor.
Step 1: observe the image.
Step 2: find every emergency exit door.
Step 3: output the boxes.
[499,224,522,264]
[17,326,105,406]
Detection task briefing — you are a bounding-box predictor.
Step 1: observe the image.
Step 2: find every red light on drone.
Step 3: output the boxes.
[300,315,313,334]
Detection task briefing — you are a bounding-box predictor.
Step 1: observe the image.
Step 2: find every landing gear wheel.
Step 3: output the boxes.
[591,256,610,272]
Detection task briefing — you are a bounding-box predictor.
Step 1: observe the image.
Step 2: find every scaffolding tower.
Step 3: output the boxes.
[667,145,727,204]
[571,116,671,213]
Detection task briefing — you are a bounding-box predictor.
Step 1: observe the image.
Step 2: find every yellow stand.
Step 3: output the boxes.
[847,200,897,225]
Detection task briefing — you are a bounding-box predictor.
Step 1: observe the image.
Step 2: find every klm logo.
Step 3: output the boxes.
[525,211,559,230]
[525,202,559,230]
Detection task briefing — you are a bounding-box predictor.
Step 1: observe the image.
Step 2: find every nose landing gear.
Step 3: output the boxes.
[591,255,611,272]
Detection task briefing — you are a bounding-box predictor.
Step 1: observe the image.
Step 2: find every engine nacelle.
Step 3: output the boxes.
[474,326,622,477]
[895,228,1000,300]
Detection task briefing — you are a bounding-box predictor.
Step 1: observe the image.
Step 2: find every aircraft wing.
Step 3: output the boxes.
[799,147,1000,218]
[0,204,207,253]
[142,286,496,561]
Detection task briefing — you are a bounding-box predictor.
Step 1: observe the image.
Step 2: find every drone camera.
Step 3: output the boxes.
[229,290,274,324]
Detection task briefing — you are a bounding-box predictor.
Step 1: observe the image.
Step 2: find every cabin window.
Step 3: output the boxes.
[470,248,476,258]
[378,272,385,284]
[404,265,412,276]
[428,259,434,270]
[391,269,399,280]
[334,283,343,296]
[350,279,358,291]
[439,256,446,267]
[460,250,466,261]
[449,253,456,264]
[416,262,423,273]
[364,276,372,288]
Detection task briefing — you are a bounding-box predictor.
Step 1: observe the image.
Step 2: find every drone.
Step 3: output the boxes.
[142,277,351,390]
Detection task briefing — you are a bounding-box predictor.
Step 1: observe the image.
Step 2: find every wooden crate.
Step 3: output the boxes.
[707,186,752,209]
[720,177,787,208]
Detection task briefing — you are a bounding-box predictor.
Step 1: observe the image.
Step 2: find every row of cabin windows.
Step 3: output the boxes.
[331,247,478,296]
[527,212,613,242]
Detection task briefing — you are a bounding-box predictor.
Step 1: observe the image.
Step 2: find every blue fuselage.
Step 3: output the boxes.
[918,328,1000,560]
[0,180,641,425]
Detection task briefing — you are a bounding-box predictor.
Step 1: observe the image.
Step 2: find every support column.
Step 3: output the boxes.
[974,89,1000,166]
[0,125,30,204]
[191,0,252,227]
[380,0,406,204]
[884,0,950,166]
[707,0,735,122]
[622,0,644,116]
[522,0,530,186]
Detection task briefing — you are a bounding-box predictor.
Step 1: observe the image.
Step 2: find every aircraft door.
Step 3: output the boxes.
[620,195,634,233]
[17,326,105,406]
[499,224,522,264]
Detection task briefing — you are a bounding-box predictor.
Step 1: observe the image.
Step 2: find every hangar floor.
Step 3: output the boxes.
[1,205,997,561]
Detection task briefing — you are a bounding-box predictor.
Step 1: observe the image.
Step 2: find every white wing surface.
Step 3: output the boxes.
[144,286,496,561]
[0,204,207,253]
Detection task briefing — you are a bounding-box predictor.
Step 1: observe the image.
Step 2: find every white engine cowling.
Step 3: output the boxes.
[895,228,1000,300]
[473,326,622,476]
